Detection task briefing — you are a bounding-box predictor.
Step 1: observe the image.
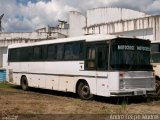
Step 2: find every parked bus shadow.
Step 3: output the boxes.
[95,95,160,105]
[12,85,78,99]
[11,85,160,105]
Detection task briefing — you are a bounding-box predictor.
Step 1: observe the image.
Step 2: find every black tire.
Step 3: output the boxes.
[77,82,93,100]
[21,76,29,91]
[156,80,160,96]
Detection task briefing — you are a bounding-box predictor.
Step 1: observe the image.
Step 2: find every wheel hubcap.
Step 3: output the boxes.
[81,85,90,96]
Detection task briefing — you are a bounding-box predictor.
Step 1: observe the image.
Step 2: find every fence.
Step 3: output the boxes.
[0,69,6,82]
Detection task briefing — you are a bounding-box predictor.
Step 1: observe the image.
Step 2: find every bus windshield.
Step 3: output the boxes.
[151,43,160,63]
[110,38,152,71]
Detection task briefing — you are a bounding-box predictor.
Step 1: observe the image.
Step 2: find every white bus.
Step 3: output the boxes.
[151,41,160,95]
[7,34,155,99]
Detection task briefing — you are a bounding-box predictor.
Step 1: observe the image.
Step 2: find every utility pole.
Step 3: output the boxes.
[0,14,4,32]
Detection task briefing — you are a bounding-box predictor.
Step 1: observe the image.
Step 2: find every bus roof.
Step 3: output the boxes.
[8,34,144,48]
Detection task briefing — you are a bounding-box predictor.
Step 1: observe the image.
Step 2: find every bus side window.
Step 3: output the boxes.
[42,45,47,60]
[33,46,41,60]
[20,47,29,61]
[47,45,57,60]
[151,43,160,63]
[57,44,64,60]
[64,42,84,60]
[9,49,20,62]
[85,47,96,69]
[64,43,73,60]
[97,46,108,70]
[72,42,83,60]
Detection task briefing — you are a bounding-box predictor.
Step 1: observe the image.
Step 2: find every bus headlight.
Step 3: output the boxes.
[119,79,124,89]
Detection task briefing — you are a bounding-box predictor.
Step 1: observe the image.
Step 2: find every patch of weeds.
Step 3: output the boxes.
[0,82,14,88]
[117,97,128,114]
[99,106,114,114]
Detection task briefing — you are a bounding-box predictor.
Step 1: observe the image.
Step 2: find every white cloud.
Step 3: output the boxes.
[4,17,33,32]
[1,0,160,32]
[108,0,160,15]
[145,0,160,15]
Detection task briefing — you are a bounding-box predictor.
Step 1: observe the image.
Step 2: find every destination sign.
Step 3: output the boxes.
[117,45,150,51]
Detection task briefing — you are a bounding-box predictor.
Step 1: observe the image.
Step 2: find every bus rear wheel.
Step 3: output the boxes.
[21,76,29,91]
[77,82,93,100]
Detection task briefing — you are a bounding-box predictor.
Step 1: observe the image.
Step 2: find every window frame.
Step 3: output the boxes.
[85,41,109,70]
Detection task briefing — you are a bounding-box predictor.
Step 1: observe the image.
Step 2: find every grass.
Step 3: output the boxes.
[0,82,14,88]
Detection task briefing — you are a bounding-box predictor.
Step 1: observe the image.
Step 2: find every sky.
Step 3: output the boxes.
[0,0,160,32]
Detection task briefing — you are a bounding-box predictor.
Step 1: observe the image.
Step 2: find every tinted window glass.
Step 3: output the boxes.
[8,41,84,62]
[9,47,36,62]
[33,46,41,60]
[20,47,30,61]
[73,42,83,59]
[64,42,84,60]
[110,38,152,71]
[151,44,160,52]
[42,45,47,60]
[48,45,56,60]
[64,43,72,60]
[151,43,160,63]
[57,44,64,60]
[97,46,107,69]
[27,47,33,61]
[9,48,21,62]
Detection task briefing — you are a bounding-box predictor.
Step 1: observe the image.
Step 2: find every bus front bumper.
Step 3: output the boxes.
[110,90,156,96]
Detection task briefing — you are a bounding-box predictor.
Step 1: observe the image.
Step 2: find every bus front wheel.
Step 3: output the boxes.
[156,80,160,96]
[77,82,93,100]
[21,76,29,91]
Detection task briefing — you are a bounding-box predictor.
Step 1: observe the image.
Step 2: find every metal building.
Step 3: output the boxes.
[69,7,160,41]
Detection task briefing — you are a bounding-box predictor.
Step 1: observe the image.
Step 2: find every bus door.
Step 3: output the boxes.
[96,44,109,96]
[85,42,109,96]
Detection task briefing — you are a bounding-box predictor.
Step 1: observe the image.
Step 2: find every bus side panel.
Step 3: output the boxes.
[27,74,59,90]
[96,78,110,97]
[36,75,46,89]
[27,74,38,88]
[28,62,45,75]
[58,76,66,92]
[43,62,81,78]
[96,72,110,97]
[12,73,21,85]
[45,76,59,90]
[108,72,119,91]
[59,76,81,93]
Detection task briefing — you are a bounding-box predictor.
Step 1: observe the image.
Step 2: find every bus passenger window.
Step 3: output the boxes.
[97,46,107,70]
[41,45,47,60]
[48,45,56,60]
[72,42,83,59]
[88,48,95,59]
[86,47,96,69]
[33,46,41,60]
[64,43,72,60]
[57,44,64,60]
[9,49,20,62]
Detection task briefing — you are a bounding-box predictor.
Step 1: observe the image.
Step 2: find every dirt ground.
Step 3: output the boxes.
[0,86,160,119]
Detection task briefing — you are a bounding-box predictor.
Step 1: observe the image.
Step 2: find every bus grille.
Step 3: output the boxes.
[124,78,153,89]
